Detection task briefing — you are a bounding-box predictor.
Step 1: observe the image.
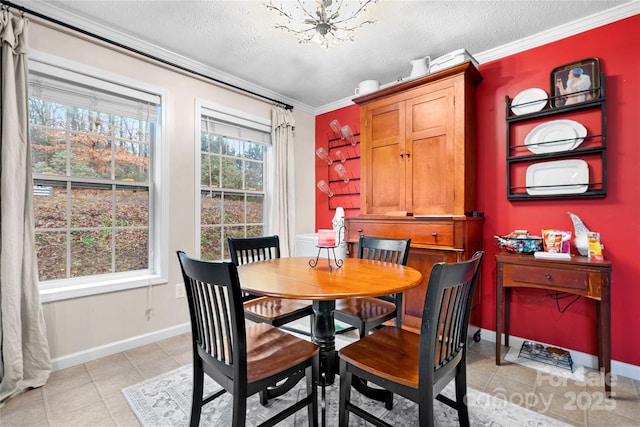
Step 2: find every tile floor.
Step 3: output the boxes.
[1,333,639,427]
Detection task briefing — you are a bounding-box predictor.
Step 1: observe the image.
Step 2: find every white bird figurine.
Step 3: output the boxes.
[567,211,589,256]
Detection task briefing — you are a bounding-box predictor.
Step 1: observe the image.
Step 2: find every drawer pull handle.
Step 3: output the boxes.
[357,228,363,233]
[431,232,438,237]
[545,274,552,280]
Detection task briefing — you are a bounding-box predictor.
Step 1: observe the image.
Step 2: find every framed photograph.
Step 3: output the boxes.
[551,58,600,108]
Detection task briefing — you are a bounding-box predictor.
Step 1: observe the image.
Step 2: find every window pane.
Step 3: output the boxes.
[116,187,148,227]
[69,108,111,134]
[31,127,67,175]
[224,194,245,224]
[221,157,242,189]
[70,186,112,228]
[70,230,112,277]
[115,229,148,272]
[245,142,263,161]
[246,194,264,224]
[201,191,221,225]
[35,231,67,281]
[246,225,263,238]
[114,140,149,182]
[201,226,222,261]
[222,138,241,156]
[29,99,66,128]
[70,134,111,179]
[201,153,219,188]
[245,160,263,191]
[34,184,67,228]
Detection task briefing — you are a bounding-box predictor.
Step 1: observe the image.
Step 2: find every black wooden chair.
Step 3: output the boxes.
[334,235,411,338]
[227,236,314,333]
[176,251,319,427]
[338,251,484,427]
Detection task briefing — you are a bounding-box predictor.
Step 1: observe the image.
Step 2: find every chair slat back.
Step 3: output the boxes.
[419,251,483,390]
[357,235,411,265]
[228,236,281,265]
[177,251,247,380]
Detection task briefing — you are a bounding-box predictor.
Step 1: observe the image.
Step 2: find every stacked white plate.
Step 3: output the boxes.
[525,119,587,154]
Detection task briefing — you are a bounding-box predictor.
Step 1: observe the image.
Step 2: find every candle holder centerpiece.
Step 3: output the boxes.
[309,227,345,272]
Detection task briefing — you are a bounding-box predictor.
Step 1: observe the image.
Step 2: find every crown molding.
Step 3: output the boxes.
[16,0,316,115]
[14,0,638,116]
[474,0,639,64]
[316,1,639,114]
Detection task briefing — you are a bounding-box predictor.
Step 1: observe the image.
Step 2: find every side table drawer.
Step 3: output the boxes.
[511,264,589,291]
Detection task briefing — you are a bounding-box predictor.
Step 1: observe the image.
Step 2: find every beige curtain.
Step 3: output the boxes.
[270,106,296,257]
[0,9,51,405]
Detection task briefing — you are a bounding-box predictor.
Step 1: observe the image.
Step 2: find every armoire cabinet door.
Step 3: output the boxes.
[361,101,406,214]
[406,86,455,215]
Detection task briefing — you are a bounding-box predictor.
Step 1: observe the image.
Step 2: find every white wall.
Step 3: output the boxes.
[28,20,316,367]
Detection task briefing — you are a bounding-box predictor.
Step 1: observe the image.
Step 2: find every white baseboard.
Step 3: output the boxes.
[50,323,191,371]
[481,328,640,382]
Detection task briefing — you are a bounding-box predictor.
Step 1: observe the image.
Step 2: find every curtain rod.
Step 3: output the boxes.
[1,0,294,111]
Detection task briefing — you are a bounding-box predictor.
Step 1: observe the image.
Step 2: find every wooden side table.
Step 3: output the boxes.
[495,252,612,396]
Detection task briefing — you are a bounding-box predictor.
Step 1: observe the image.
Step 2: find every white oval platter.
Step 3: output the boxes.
[511,88,548,115]
[525,119,587,154]
[526,159,589,195]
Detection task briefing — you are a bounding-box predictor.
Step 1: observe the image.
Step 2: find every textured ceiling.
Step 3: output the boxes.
[13,0,636,111]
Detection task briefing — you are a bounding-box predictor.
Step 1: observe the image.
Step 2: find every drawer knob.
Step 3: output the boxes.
[431,232,438,237]
[357,228,363,233]
[545,274,552,280]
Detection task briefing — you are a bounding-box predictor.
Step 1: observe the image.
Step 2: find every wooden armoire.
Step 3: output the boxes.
[344,62,484,336]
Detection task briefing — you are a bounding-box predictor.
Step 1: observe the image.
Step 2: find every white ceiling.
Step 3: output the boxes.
[12,0,638,113]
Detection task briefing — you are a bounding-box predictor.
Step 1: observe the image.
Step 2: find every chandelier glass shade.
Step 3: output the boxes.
[265,0,377,49]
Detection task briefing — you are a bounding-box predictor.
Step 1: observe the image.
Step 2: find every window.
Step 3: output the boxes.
[198,104,271,260]
[28,54,166,301]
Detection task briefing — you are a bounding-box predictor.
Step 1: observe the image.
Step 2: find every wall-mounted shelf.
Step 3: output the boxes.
[506,73,606,200]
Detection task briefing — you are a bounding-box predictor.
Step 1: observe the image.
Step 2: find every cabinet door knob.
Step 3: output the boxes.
[406,152,411,158]
[399,152,404,158]
[545,274,552,280]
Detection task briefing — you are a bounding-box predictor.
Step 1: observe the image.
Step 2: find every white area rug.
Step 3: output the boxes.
[123,364,570,427]
[504,345,586,382]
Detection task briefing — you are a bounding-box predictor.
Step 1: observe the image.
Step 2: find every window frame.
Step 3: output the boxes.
[29,50,168,303]
[195,99,273,260]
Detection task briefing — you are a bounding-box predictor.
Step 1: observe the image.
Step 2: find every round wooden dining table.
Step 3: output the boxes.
[236,256,423,385]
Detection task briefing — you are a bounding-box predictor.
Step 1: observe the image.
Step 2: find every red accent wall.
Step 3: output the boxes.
[315,15,640,366]
[315,105,361,230]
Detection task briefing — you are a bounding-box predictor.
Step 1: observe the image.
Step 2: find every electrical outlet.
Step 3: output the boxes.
[175,283,185,299]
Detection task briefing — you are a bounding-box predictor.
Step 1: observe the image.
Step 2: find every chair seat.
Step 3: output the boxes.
[339,327,420,389]
[335,297,397,322]
[246,323,318,383]
[244,297,313,324]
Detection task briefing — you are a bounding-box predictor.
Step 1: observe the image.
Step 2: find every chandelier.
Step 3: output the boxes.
[265,0,377,49]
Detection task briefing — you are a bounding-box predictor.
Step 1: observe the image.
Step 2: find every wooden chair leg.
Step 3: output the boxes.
[231,394,247,427]
[338,361,352,427]
[190,362,204,427]
[455,364,470,427]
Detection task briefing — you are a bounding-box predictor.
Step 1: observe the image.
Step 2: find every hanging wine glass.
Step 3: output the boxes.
[317,180,334,197]
[334,164,349,182]
[341,125,356,146]
[335,150,346,163]
[329,119,342,138]
[316,147,332,164]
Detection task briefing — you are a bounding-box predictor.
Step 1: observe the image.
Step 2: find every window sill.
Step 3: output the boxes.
[40,274,166,303]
